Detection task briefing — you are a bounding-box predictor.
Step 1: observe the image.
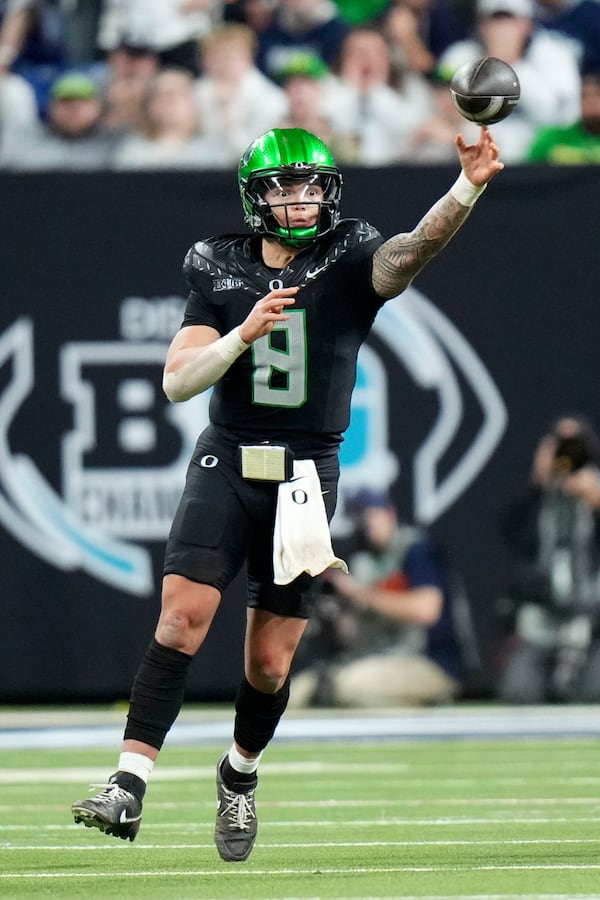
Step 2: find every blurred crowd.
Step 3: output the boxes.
[4,8,600,709]
[496,415,600,704]
[1,0,599,170]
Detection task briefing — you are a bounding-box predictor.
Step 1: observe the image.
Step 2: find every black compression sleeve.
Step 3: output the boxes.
[124,638,193,750]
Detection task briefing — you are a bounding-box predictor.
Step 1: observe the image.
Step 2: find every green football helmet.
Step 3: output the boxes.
[238,128,343,248]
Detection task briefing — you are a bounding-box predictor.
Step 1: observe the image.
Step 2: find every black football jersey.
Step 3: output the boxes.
[181,218,386,455]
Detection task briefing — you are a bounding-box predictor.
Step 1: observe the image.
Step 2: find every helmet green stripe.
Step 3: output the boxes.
[239,128,337,177]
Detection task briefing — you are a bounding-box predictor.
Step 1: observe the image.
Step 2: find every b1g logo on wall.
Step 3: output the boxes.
[0,289,505,595]
[0,297,199,597]
[335,288,507,533]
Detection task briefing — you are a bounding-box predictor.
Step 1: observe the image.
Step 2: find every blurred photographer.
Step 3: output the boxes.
[289,488,480,708]
[497,415,600,703]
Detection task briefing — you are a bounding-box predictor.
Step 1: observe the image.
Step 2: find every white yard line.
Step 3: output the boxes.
[3,838,600,850]
[4,864,600,878]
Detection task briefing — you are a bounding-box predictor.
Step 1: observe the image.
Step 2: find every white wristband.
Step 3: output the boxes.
[215,325,250,362]
[450,170,487,208]
[163,326,250,402]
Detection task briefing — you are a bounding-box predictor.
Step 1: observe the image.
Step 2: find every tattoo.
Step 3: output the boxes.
[372,192,472,298]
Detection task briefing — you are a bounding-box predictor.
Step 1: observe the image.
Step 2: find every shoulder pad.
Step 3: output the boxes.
[336,218,382,245]
[314,218,382,264]
[184,235,247,277]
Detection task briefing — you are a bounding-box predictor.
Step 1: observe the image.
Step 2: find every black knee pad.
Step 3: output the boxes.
[124,638,193,750]
[233,676,290,753]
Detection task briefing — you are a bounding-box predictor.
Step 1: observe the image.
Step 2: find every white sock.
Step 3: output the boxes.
[118,751,154,784]
[228,744,262,775]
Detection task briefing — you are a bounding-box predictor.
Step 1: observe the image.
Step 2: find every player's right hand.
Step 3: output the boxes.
[239,287,298,343]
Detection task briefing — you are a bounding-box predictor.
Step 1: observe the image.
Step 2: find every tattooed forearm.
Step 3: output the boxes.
[372,192,473,298]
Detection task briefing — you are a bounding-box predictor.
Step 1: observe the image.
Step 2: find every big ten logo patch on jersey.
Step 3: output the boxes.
[213,277,245,292]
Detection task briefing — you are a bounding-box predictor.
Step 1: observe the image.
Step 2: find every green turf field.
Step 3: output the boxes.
[1,737,600,899]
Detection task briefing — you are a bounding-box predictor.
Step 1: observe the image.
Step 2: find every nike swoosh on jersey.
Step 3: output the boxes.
[305,264,328,279]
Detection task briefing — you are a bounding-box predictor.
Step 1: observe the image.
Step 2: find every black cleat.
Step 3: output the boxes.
[71,779,143,842]
[214,755,258,862]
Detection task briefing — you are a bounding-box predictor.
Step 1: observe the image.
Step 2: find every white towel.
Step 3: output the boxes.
[273,459,348,585]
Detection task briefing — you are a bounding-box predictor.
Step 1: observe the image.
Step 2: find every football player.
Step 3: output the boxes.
[72,126,503,861]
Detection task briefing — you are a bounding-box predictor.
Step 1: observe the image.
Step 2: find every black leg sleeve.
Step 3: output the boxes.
[233,675,290,754]
[124,638,193,750]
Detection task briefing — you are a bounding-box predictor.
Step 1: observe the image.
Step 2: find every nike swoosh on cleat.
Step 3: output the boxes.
[119,810,142,824]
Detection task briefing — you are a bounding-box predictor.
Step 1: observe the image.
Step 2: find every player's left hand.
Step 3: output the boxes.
[455,126,504,186]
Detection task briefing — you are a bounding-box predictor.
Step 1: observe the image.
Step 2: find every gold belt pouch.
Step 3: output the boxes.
[239,442,294,482]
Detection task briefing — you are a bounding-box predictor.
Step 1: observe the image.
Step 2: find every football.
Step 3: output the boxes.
[449,57,520,125]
